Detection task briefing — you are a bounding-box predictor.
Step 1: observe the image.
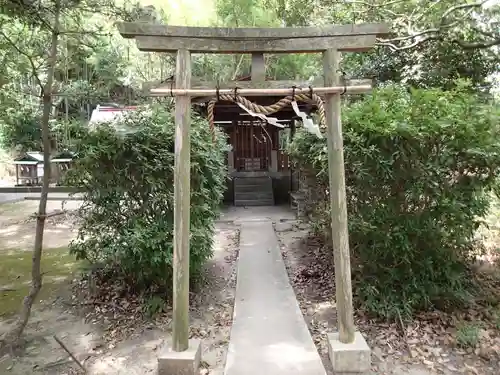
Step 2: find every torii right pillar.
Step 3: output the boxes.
[323,48,371,374]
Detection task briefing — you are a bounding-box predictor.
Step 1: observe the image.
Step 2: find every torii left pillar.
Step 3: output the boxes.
[158,48,202,375]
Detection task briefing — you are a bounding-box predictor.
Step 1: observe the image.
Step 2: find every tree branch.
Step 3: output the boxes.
[454,36,500,49]
[375,0,495,51]
[60,30,113,37]
[346,0,407,8]
[377,35,439,51]
[440,1,488,23]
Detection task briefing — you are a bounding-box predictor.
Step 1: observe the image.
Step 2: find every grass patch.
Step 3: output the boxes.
[456,321,483,348]
[0,247,81,317]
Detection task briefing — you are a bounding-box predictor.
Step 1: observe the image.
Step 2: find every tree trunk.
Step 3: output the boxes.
[0,0,61,348]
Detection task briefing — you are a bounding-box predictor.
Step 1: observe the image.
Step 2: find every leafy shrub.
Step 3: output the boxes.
[288,83,500,319]
[66,105,229,290]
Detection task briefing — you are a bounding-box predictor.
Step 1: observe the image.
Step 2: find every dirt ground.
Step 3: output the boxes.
[0,199,81,251]
[0,200,239,375]
[3,198,500,375]
[275,221,500,375]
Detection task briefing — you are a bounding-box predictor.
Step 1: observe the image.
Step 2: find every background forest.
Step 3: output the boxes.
[0,0,498,162]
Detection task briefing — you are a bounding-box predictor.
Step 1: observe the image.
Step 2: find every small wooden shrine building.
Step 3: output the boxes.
[194,75,304,206]
[13,151,44,186]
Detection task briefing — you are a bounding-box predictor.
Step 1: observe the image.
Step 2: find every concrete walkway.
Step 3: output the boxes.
[224,219,326,375]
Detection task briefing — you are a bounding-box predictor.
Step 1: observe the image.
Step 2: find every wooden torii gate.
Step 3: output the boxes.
[117,20,389,363]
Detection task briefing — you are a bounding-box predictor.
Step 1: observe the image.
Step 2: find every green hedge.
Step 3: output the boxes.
[66,105,229,289]
[288,83,500,318]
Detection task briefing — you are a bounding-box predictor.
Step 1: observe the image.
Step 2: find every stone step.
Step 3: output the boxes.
[234,197,274,204]
[233,177,274,207]
[234,176,272,182]
[234,199,275,207]
[234,185,272,191]
[234,192,274,200]
[234,179,273,187]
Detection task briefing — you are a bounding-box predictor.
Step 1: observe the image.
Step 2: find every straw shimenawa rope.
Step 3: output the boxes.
[207,93,326,140]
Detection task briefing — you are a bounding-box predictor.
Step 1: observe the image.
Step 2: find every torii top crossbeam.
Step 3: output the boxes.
[116,22,389,53]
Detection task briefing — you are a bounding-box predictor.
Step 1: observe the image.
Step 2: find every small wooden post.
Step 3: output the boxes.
[172,48,192,352]
[323,49,355,344]
[251,53,266,82]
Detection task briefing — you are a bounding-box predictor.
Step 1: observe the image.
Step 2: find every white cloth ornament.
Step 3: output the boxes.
[291,101,323,138]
